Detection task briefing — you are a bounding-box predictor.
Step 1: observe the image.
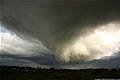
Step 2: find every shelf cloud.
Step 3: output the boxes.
[1,0,120,64]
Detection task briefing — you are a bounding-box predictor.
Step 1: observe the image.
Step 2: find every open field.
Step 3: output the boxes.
[0,66,120,80]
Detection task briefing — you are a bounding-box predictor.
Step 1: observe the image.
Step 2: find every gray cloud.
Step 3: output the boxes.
[0,51,58,66]
[1,51,120,69]
[0,30,50,56]
[1,0,120,63]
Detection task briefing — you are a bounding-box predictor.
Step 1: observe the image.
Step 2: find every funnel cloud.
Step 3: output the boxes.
[1,0,120,64]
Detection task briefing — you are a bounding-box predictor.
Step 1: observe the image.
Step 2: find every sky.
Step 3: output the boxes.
[1,0,120,69]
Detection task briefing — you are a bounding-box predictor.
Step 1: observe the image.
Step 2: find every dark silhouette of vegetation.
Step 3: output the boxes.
[0,65,120,80]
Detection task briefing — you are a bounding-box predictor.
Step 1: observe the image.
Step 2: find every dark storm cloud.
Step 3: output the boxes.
[1,51,120,68]
[1,0,120,63]
[0,51,58,66]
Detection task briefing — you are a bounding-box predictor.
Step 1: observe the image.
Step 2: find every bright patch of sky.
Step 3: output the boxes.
[0,27,2,32]
[0,25,8,33]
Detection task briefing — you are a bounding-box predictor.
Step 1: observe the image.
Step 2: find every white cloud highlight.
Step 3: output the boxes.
[0,28,50,57]
[56,23,120,62]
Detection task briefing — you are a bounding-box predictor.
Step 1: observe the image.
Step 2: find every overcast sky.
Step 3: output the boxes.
[1,0,120,69]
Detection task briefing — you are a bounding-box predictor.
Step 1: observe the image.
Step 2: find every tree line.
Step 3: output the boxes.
[0,65,120,73]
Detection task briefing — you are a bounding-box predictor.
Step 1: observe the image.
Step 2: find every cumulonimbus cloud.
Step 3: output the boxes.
[56,23,120,62]
[1,0,120,62]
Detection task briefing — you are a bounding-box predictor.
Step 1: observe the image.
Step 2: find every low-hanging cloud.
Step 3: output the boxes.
[0,28,50,57]
[1,0,120,62]
[57,23,120,62]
